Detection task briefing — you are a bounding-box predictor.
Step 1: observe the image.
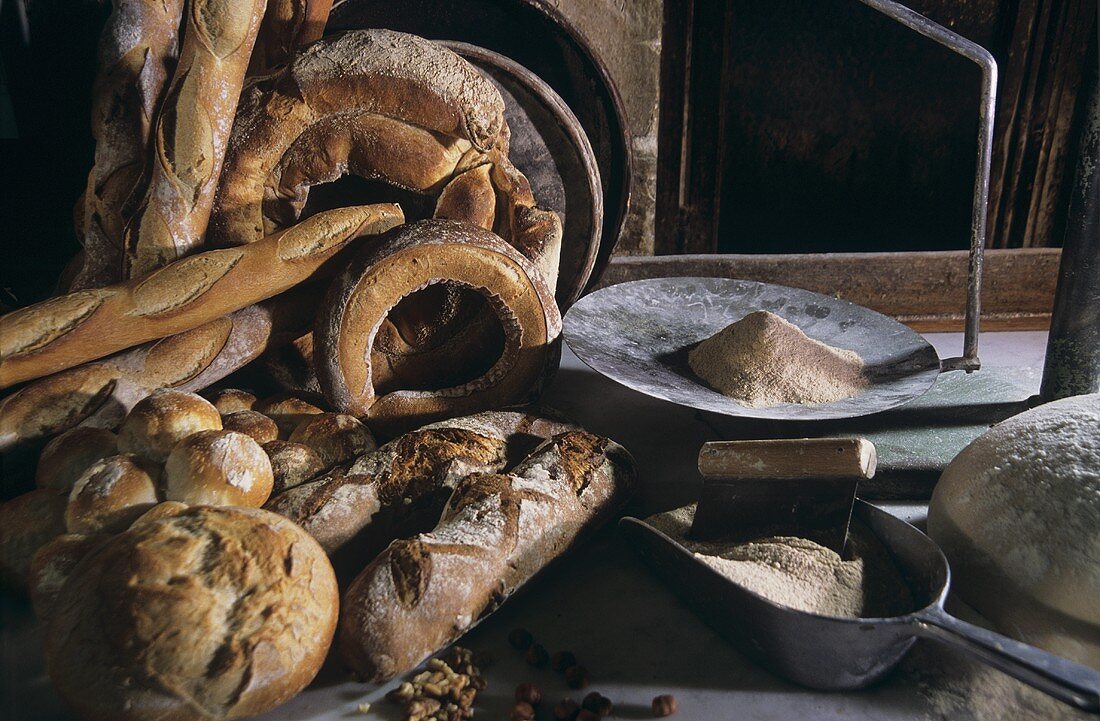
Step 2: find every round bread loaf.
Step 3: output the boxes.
[263,440,325,494]
[928,393,1100,668]
[65,455,161,534]
[164,430,274,507]
[35,427,118,492]
[0,489,69,589]
[221,409,280,444]
[288,412,376,468]
[254,394,324,439]
[45,505,339,721]
[205,388,258,414]
[118,389,222,462]
[29,533,110,622]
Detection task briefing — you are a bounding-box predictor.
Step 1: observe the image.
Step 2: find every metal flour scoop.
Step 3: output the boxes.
[620,497,1100,712]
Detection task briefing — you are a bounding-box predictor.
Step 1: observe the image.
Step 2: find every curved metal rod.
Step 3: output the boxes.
[859,0,997,372]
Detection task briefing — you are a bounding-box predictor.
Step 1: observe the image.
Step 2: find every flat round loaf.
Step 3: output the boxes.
[65,455,161,534]
[35,427,118,492]
[221,409,280,444]
[164,430,274,507]
[928,393,1100,668]
[118,388,222,462]
[45,505,339,721]
[205,388,258,414]
[254,394,324,439]
[0,488,68,590]
[288,412,376,468]
[263,440,325,493]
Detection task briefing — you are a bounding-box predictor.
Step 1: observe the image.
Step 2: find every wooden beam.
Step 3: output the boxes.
[597,248,1059,331]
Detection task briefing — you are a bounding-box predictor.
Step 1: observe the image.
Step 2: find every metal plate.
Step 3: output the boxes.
[444,42,602,310]
[563,277,941,421]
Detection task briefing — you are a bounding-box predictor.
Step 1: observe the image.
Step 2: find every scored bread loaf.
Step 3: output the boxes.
[122,0,268,277]
[247,0,332,77]
[65,455,161,534]
[265,410,579,569]
[72,0,185,290]
[0,290,316,454]
[263,440,325,494]
[164,430,274,507]
[339,430,636,680]
[1,204,403,387]
[45,505,339,721]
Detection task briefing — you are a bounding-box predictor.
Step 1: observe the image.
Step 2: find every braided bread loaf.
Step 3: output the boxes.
[0,205,403,387]
[339,430,635,681]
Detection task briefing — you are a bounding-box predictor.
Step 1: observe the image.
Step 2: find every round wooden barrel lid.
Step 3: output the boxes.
[443,41,602,309]
[328,0,632,297]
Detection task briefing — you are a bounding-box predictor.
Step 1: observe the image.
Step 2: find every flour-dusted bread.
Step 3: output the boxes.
[65,455,160,534]
[221,409,280,444]
[287,412,376,468]
[206,388,258,414]
[338,430,636,680]
[929,393,1100,669]
[118,388,222,463]
[35,427,118,492]
[254,394,325,439]
[164,430,274,507]
[45,505,339,721]
[0,489,69,590]
[263,440,325,494]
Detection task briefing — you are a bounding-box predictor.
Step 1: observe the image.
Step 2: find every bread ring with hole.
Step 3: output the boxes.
[315,220,561,434]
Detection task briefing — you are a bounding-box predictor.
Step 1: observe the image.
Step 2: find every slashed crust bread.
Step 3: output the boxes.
[164,430,274,507]
[45,505,339,721]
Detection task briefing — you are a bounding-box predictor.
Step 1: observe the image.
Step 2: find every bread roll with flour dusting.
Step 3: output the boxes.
[338,430,636,680]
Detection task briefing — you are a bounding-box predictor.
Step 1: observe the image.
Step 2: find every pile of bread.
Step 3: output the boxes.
[0,2,635,720]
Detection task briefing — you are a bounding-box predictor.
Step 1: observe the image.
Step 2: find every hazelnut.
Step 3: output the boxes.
[551,650,577,673]
[582,692,613,717]
[652,694,678,717]
[510,701,536,720]
[553,698,580,721]
[525,643,549,667]
[564,665,590,690]
[508,628,535,651]
[515,683,542,706]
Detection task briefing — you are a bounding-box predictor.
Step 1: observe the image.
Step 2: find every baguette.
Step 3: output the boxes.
[265,410,578,569]
[122,0,268,277]
[71,0,186,290]
[0,288,317,454]
[338,430,636,680]
[247,0,332,77]
[1,204,403,387]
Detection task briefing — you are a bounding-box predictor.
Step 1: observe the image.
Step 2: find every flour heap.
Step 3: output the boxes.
[687,310,867,407]
[645,504,913,619]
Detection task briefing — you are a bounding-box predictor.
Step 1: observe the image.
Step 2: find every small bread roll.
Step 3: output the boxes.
[118,389,222,463]
[289,412,376,468]
[254,394,324,438]
[0,489,68,590]
[221,410,279,444]
[36,427,119,492]
[65,455,160,534]
[164,430,274,507]
[29,533,110,622]
[45,506,339,721]
[263,440,325,494]
[204,388,257,414]
[130,501,191,527]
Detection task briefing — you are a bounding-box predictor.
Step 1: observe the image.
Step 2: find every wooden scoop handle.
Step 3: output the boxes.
[698,438,877,480]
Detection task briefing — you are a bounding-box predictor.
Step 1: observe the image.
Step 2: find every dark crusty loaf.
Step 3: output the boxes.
[0,488,69,590]
[45,505,339,721]
[247,0,332,77]
[338,430,636,680]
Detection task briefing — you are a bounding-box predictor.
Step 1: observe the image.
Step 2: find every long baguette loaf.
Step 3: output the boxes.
[0,287,318,454]
[265,410,578,570]
[71,0,185,290]
[247,0,332,77]
[0,205,403,388]
[338,430,636,680]
[122,0,268,278]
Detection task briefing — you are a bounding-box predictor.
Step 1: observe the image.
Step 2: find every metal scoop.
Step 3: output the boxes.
[619,500,1100,712]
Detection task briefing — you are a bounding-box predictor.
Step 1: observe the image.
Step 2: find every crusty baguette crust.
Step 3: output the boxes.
[123,0,268,277]
[265,410,578,568]
[0,288,317,453]
[247,0,333,77]
[315,220,561,433]
[71,0,185,290]
[338,431,635,680]
[1,205,403,387]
